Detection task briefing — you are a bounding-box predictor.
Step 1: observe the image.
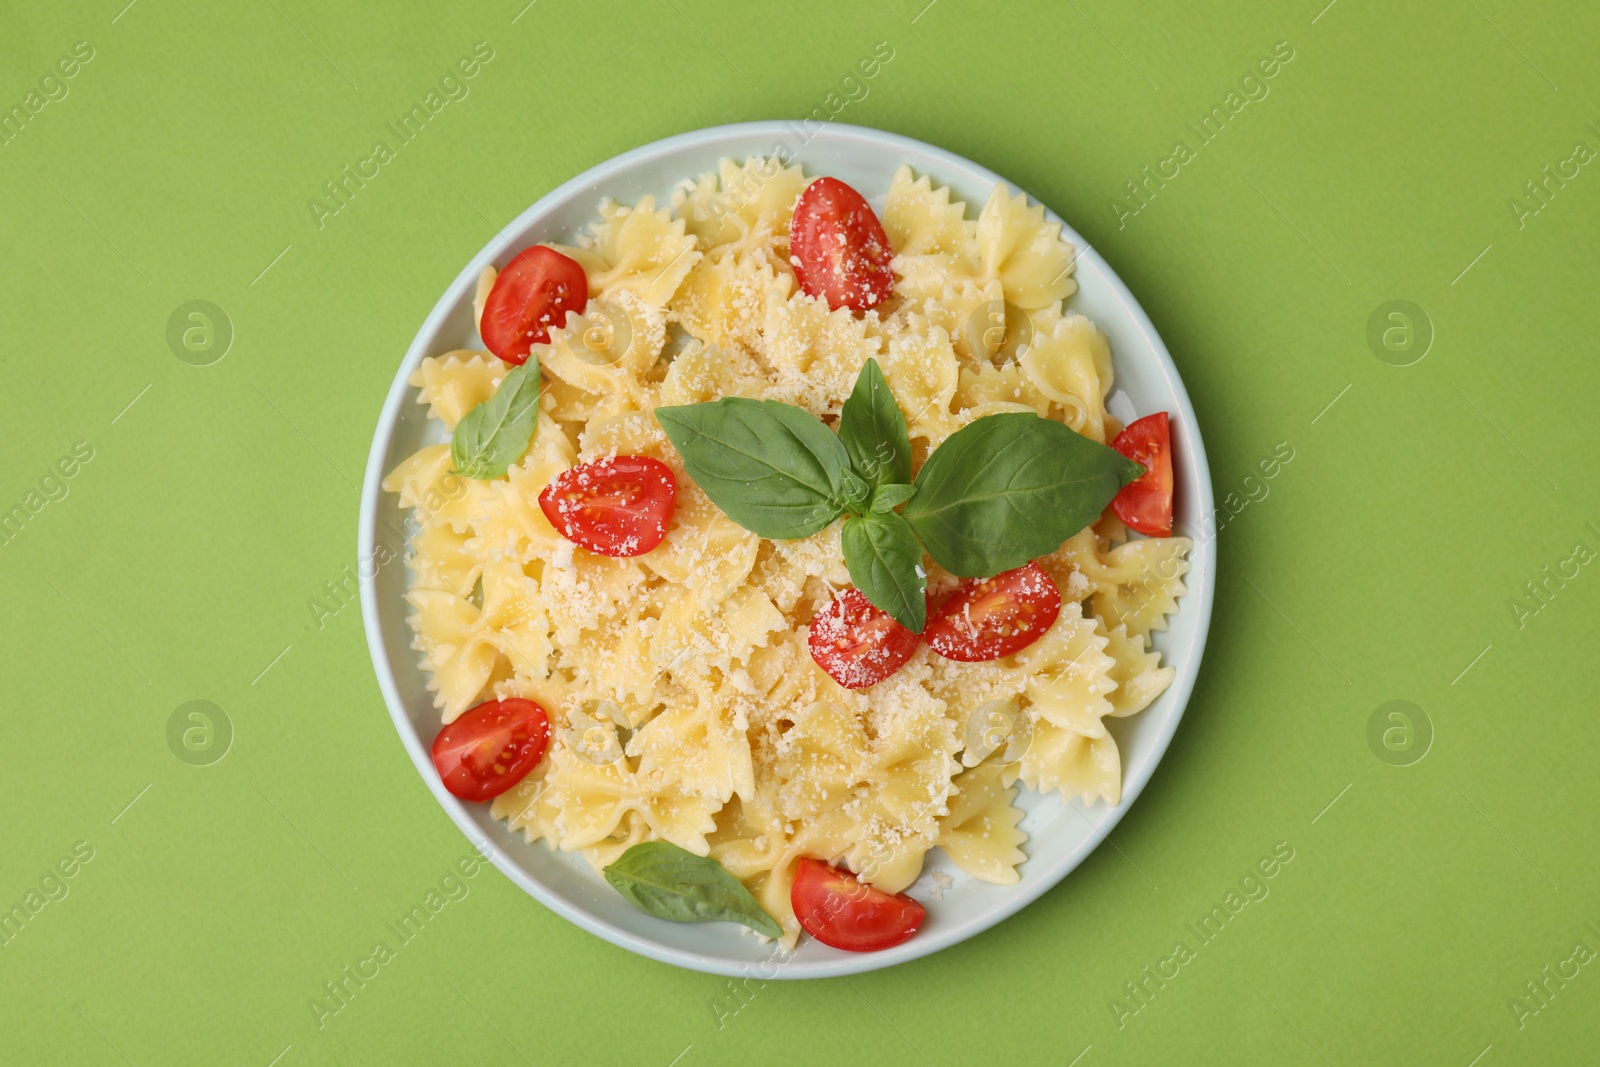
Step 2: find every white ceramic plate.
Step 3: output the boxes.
[359,121,1214,978]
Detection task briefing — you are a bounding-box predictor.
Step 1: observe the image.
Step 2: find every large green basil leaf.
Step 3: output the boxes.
[655,397,851,539]
[902,412,1144,577]
[451,358,541,480]
[604,841,782,938]
[838,358,912,489]
[841,510,927,632]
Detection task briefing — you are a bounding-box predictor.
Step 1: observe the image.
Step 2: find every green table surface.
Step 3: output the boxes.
[5,0,1598,1063]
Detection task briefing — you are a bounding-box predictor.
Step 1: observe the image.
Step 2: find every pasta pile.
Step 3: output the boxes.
[383,159,1193,940]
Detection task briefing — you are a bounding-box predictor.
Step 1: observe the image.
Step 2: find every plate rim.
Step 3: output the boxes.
[358,120,1216,979]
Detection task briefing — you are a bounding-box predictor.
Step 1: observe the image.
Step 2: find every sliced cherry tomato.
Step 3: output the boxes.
[807,588,920,689]
[431,698,550,802]
[1110,412,1174,537]
[538,455,677,557]
[480,245,589,365]
[791,858,924,952]
[924,561,1062,662]
[789,177,895,312]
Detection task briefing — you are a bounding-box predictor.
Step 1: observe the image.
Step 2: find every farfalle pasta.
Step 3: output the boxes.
[385,159,1192,943]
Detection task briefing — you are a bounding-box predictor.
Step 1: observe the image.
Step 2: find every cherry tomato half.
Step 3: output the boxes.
[807,588,920,689]
[538,455,677,557]
[788,177,896,312]
[431,698,550,802]
[1110,412,1174,537]
[791,858,924,952]
[924,561,1062,662]
[480,245,589,365]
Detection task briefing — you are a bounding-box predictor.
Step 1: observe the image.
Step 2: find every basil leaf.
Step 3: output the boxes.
[842,511,927,632]
[869,483,917,513]
[603,841,782,938]
[655,398,850,539]
[903,412,1144,577]
[839,358,912,488]
[451,359,541,480]
[839,467,872,513]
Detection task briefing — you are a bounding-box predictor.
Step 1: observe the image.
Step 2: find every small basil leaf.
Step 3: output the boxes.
[656,398,849,539]
[903,412,1143,577]
[839,358,913,489]
[838,467,872,514]
[603,841,782,938]
[842,511,927,632]
[868,483,917,513]
[451,359,542,480]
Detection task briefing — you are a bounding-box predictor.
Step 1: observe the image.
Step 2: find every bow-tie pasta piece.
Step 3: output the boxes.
[1037,527,1116,603]
[1091,537,1194,640]
[952,360,1055,418]
[884,164,982,302]
[410,350,507,429]
[859,662,961,837]
[1020,313,1115,443]
[479,559,554,683]
[759,698,871,824]
[537,293,664,417]
[936,761,1027,886]
[404,588,500,722]
[630,676,757,805]
[673,253,795,355]
[382,443,495,535]
[489,758,556,843]
[752,525,851,617]
[880,320,962,449]
[1100,619,1176,718]
[537,549,646,648]
[556,196,702,308]
[641,484,760,609]
[405,520,482,598]
[466,417,575,563]
[673,156,809,261]
[1017,720,1123,806]
[758,288,880,417]
[649,584,785,688]
[883,164,979,259]
[540,741,719,858]
[1016,601,1119,740]
[976,182,1079,310]
[843,796,941,896]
